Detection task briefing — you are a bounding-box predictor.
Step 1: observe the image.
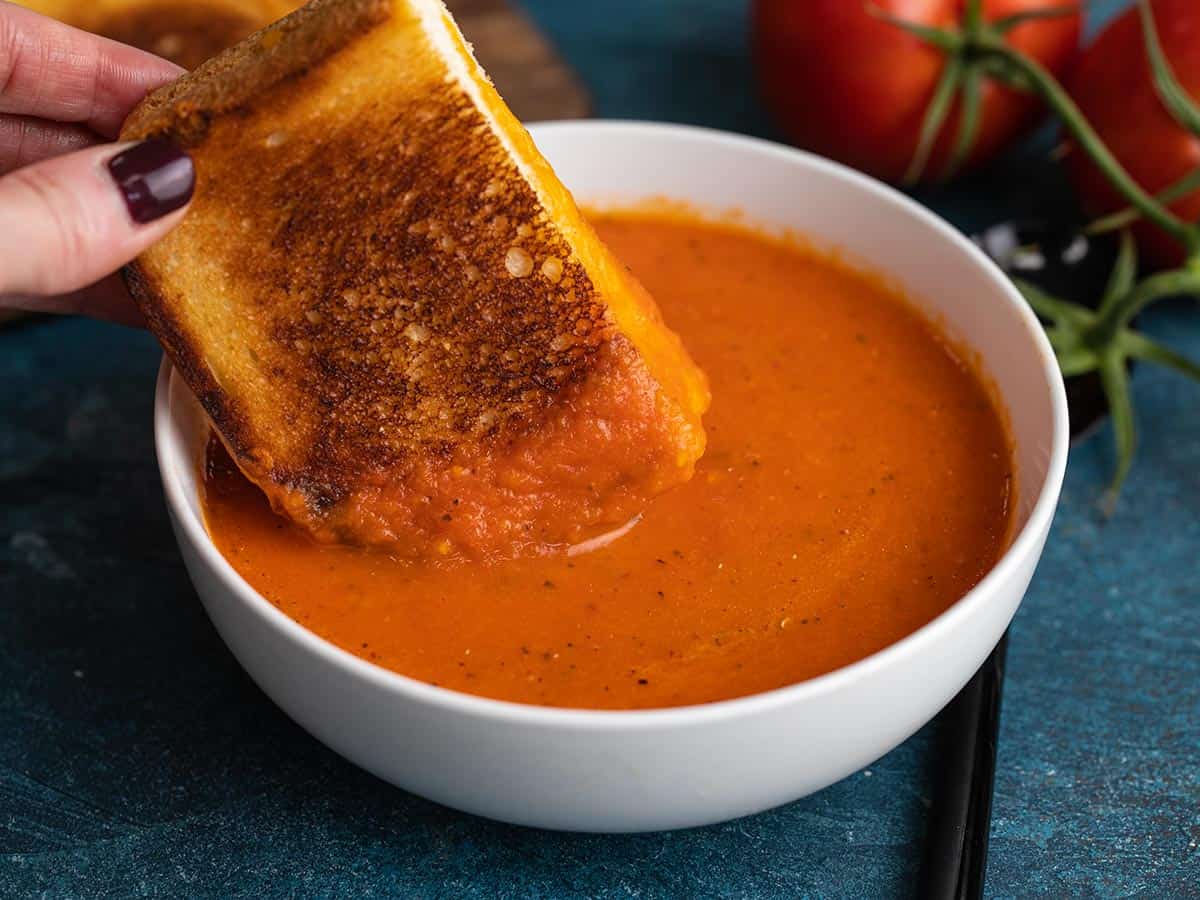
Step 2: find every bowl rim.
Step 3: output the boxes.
[155,119,1070,729]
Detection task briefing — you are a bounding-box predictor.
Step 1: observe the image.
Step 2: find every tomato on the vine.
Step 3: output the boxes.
[752,0,1082,184]
[1066,0,1200,270]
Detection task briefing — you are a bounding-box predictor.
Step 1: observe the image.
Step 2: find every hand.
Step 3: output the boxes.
[0,1,192,324]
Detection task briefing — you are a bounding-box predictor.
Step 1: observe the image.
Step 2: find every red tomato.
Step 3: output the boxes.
[1066,0,1200,269]
[752,0,1082,183]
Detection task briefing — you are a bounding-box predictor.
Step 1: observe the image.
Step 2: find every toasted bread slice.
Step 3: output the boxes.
[122,0,709,559]
[16,0,303,69]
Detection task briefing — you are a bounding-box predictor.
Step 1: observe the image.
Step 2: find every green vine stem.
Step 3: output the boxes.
[876,0,1200,255]
[905,55,965,183]
[875,1,1200,506]
[1100,267,1200,336]
[1096,351,1135,511]
[972,30,1200,260]
[1013,239,1200,503]
[1137,0,1200,135]
[1087,167,1200,236]
[990,5,1080,33]
[1081,1,1200,240]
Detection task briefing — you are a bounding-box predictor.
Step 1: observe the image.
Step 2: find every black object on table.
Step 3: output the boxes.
[918,632,1009,900]
[925,217,1116,899]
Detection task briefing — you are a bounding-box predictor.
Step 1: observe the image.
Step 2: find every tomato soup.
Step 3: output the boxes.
[201,211,1014,709]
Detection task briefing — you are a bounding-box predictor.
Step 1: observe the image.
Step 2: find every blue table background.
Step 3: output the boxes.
[2,0,1197,896]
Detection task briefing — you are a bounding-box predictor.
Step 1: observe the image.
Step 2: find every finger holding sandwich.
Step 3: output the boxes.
[0,1,189,317]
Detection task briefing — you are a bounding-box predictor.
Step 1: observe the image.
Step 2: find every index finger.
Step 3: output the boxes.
[0,1,183,138]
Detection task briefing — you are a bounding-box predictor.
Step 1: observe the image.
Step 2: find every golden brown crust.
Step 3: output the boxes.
[123,0,614,505]
[122,0,390,146]
[122,0,707,554]
[125,262,257,468]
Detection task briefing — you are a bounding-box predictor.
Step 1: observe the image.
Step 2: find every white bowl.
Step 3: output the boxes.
[155,121,1068,833]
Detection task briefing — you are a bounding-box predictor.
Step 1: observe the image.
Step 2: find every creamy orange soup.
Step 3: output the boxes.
[201,211,1014,709]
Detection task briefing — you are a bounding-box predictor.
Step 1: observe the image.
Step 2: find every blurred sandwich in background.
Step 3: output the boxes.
[14,0,303,69]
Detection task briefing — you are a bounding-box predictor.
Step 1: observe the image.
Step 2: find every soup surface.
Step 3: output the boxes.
[202,211,1014,709]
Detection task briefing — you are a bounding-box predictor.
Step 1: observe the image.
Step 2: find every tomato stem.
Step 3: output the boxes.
[1013,234,1200,508]
[945,65,983,181]
[1013,277,1093,327]
[873,0,1200,510]
[1137,0,1200,137]
[876,2,1200,256]
[1097,231,1138,319]
[904,55,965,184]
[963,0,984,36]
[1097,350,1135,511]
[975,32,1200,259]
[864,5,962,53]
[1094,267,1200,338]
[1086,167,1200,236]
[990,5,1081,34]
[1122,330,1200,382]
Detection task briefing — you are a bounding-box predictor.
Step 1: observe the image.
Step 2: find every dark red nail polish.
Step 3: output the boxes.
[107,140,195,224]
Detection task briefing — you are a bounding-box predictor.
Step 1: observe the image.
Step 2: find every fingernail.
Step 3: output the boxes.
[107,140,195,224]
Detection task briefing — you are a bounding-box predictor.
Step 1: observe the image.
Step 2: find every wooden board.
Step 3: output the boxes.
[2,0,590,326]
[449,0,590,122]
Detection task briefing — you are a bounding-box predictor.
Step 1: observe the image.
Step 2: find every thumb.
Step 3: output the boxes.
[0,140,193,297]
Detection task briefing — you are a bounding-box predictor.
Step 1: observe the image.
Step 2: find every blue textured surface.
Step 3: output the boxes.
[2,0,1198,897]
